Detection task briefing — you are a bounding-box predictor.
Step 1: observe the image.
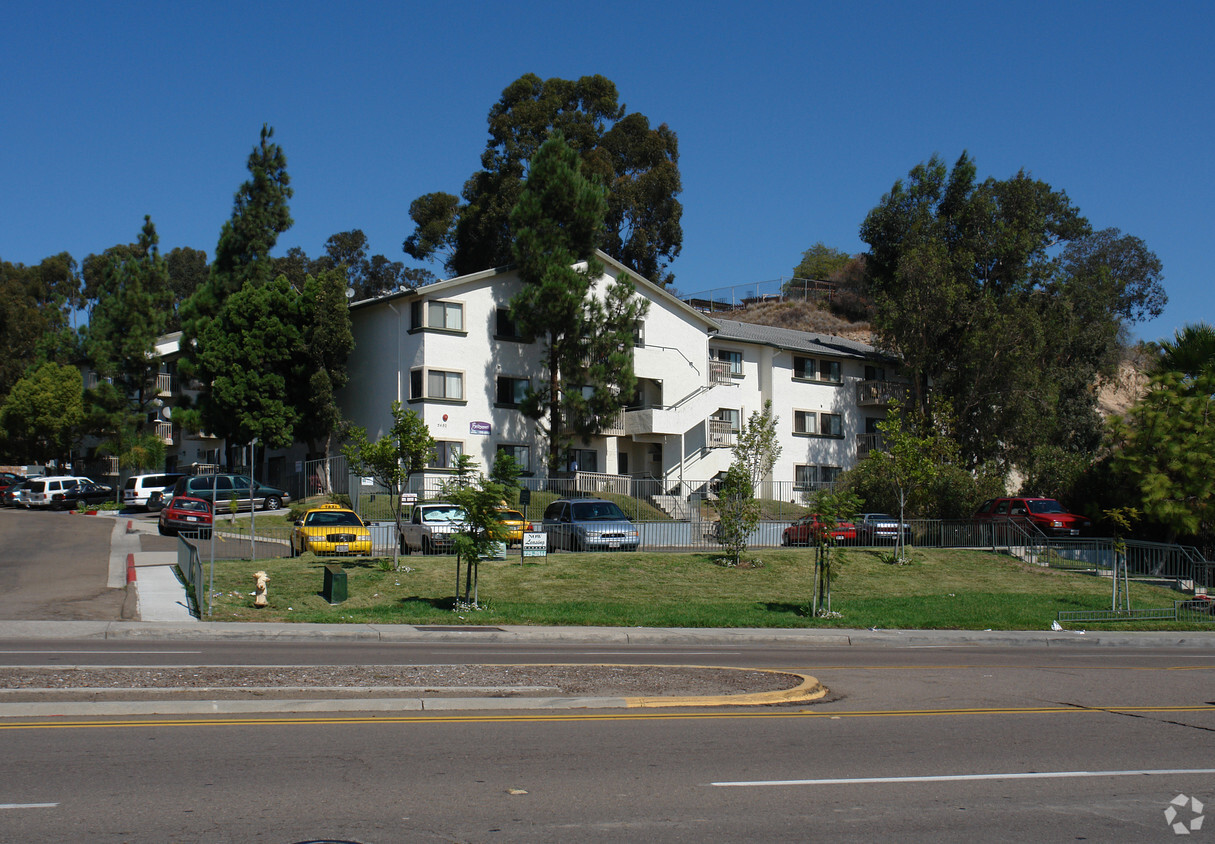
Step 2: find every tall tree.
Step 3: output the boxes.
[1152,322,1215,379]
[0,362,84,465]
[0,256,78,399]
[508,133,648,474]
[294,268,355,473]
[181,124,293,332]
[405,73,682,285]
[1110,370,1215,542]
[320,229,433,299]
[83,216,174,444]
[859,153,1165,470]
[792,242,851,281]
[164,246,209,329]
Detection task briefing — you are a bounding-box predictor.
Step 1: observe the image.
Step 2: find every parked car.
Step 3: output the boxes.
[169,474,290,512]
[158,495,213,537]
[3,479,34,508]
[541,498,640,552]
[291,503,372,557]
[782,513,857,546]
[0,472,25,499]
[399,502,468,554]
[122,473,184,510]
[50,481,114,510]
[25,476,95,509]
[494,509,532,546]
[855,513,912,544]
[973,497,1092,537]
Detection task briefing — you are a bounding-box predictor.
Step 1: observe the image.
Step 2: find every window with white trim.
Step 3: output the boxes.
[714,408,741,432]
[430,441,463,469]
[495,444,531,474]
[409,368,465,402]
[793,356,842,383]
[711,348,743,376]
[410,298,464,332]
[496,376,529,407]
[795,464,842,490]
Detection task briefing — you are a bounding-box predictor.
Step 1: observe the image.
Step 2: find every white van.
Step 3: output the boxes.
[26,476,94,509]
[122,473,184,510]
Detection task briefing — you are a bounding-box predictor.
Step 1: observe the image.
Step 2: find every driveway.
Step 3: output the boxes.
[0,508,127,620]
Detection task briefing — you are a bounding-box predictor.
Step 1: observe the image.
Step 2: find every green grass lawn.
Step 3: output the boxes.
[195,545,1208,631]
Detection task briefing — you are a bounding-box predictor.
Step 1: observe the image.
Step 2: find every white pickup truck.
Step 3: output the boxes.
[399,502,468,554]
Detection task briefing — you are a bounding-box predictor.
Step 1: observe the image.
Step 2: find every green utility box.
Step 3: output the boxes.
[322,564,347,604]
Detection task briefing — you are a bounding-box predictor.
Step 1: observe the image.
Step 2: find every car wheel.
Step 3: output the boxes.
[76,499,88,510]
[262,495,282,511]
[157,523,169,536]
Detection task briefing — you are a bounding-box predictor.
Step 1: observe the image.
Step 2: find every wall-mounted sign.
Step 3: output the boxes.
[470,421,491,436]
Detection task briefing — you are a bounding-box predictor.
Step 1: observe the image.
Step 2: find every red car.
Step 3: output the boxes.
[783,513,857,546]
[158,495,213,537]
[973,497,1091,537]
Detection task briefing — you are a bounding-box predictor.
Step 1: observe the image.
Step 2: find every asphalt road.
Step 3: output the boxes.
[0,508,125,620]
[1,508,1213,840]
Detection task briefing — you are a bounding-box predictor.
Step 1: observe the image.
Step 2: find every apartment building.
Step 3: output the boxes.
[340,251,903,502]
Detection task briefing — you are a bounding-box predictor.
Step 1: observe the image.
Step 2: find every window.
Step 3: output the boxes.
[793,411,842,437]
[793,356,842,383]
[633,321,645,348]
[795,464,842,490]
[410,299,464,333]
[714,408,740,432]
[430,441,463,469]
[495,444,531,474]
[711,348,743,376]
[864,365,886,381]
[495,308,527,340]
[496,376,529,407]
[410,368,465,402]
[565,449,598,473]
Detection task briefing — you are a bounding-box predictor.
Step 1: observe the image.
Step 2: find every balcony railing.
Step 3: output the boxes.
[708,359,735,385]
[156,373,179,396]
[857,379,910,407]
[155,421,173,444]
[857,432,886,458]
[708,418,736,448]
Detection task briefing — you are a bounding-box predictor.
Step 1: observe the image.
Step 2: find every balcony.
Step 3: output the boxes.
[156,373,179,396]
[155,421,173,444]
[857,379,910,407]
[708,418,735,448]
[857,432,886,458]
[708,359,735,384]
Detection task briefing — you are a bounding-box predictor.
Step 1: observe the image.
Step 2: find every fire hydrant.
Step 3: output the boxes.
[253,571,269,608]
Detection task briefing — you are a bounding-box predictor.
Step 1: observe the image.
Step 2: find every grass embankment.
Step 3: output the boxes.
[197,545,1205,631]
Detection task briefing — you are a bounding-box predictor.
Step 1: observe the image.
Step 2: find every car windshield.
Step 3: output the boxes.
[497,511,524,521]
[422,506,466,523]
[306,511,364,527]
[1027,500,1065,514]
[571,502,627,521]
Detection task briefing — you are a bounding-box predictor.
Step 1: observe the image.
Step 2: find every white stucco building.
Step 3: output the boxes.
[340,251,903,505]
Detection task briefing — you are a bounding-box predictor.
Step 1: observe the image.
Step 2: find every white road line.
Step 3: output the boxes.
[712,768,1215,787]
[0,655,201,660]
[0,803,58,810]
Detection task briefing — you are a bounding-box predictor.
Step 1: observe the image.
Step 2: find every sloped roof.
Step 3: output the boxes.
[712,318,883,360]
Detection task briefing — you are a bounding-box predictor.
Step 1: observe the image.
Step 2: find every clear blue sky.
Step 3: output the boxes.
[2,1,1210,342]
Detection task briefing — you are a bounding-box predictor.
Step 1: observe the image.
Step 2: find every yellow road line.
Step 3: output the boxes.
[2,704,1212,731]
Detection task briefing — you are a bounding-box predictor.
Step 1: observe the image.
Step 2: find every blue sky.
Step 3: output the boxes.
[2,1,1210,342]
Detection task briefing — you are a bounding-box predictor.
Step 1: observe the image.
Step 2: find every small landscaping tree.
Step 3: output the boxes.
[342,401,435,569]
[441,461,509,609]
[807,488,861,616]
[715,463,759,566]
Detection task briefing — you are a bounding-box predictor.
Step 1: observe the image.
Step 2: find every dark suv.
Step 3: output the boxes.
[973,497,1091,536]
[170,474,290,511]
[541,498,639,551]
